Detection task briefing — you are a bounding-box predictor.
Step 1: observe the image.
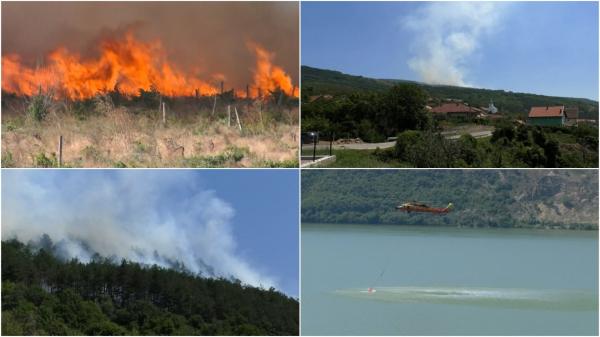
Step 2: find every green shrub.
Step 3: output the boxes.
[456,134,480,166]
[257,159,299,168]
[70,99,98,121]
[394,130,422,159]
[133,141,149,154]
[184,146,248,167]
[491,124,515,143]
[225,145,248,162]
[136,85,161,109]
[27,95,49,122]
[34,153,57,168]
[2,151,15,168]
[4,121,17,132]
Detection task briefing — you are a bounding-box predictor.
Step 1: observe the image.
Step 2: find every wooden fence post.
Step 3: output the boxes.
[234,107,242,131]
[162,102,166,126]
[227,105,231,127]
[212,95,217,116]
[58,135,63,167]
[246,84,250,113]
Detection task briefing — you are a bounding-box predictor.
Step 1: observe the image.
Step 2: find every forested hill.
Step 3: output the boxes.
[301,66,599,118]
[1,240,299,336]
[302,170,598,229]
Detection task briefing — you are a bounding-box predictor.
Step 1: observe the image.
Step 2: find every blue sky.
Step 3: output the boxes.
[302,1,599,100]
[201,169,299,297]
[1,169,299,297]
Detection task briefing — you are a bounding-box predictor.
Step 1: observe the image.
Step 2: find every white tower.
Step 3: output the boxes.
[488,100,498,114]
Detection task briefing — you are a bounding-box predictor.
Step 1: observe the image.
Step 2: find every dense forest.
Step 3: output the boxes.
[1,239,299,336]
[302,66,599,119]
[301,170,598,229]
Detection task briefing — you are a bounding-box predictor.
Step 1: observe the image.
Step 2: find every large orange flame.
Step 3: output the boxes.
[2,33,297,100]
[249,43,297,98]
[2,33,219,99]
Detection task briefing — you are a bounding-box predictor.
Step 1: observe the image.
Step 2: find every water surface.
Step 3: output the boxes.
[301,224,598,335]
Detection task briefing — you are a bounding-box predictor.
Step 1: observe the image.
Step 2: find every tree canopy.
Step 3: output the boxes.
[1,239,299,336]
[302,66,599,119]
[301,170,598,229]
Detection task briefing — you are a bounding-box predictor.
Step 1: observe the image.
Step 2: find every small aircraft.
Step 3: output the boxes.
[396,201,454,214]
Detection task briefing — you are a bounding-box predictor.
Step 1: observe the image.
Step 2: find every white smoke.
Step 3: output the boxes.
[404,2,506,86]
[1,170,277,290]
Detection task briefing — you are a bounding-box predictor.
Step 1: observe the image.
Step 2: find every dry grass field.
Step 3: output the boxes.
[2,93,299,168]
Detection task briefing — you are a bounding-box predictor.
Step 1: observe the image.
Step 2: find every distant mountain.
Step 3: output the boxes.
[301,66,599,118]
[301,170,598,229]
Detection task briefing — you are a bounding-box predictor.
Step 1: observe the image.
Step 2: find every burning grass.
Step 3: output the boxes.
[2,33,298,100]
[1,92,299,168]
[1,28,299,167]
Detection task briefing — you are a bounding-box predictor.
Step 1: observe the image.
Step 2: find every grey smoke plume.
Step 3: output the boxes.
[1,1,298,89]
[404,2,506,86]
[1,170,277,289]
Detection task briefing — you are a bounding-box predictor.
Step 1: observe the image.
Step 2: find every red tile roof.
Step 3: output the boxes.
[528,106,564,118]
[430,102,477,114]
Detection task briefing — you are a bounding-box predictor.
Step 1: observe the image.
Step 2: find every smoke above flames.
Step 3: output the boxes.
[1,170,280,290]
[1,2,298,99]
[404,2,507,86]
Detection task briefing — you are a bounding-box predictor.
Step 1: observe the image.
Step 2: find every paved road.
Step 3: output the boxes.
[444,130,493,140]
[302,141,396,151]
[302,129,494,151]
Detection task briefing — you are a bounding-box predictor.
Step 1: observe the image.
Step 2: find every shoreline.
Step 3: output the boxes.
[301,222,599,232]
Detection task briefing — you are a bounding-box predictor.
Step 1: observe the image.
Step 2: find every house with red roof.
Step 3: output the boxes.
[527,106,565,127]
[430,102,481,119]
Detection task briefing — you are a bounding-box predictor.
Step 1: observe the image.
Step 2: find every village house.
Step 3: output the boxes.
[430,102,481,119]
[564,106,579,126]
[528,106,565,127]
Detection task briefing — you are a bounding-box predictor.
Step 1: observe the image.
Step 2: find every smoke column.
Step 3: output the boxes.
[1,2,298,89]
[404,2,506,86]
[1,170,277,290]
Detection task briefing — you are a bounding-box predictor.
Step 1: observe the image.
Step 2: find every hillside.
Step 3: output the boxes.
[301,170,598,229]
[301,66,599,118]
[1,239,299,336]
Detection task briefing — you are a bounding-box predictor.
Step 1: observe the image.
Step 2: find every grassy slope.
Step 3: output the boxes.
[2,106,299,168]
[306,149,402,168]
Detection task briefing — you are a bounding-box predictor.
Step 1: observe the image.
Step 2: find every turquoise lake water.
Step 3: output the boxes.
[301,224,598,335]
